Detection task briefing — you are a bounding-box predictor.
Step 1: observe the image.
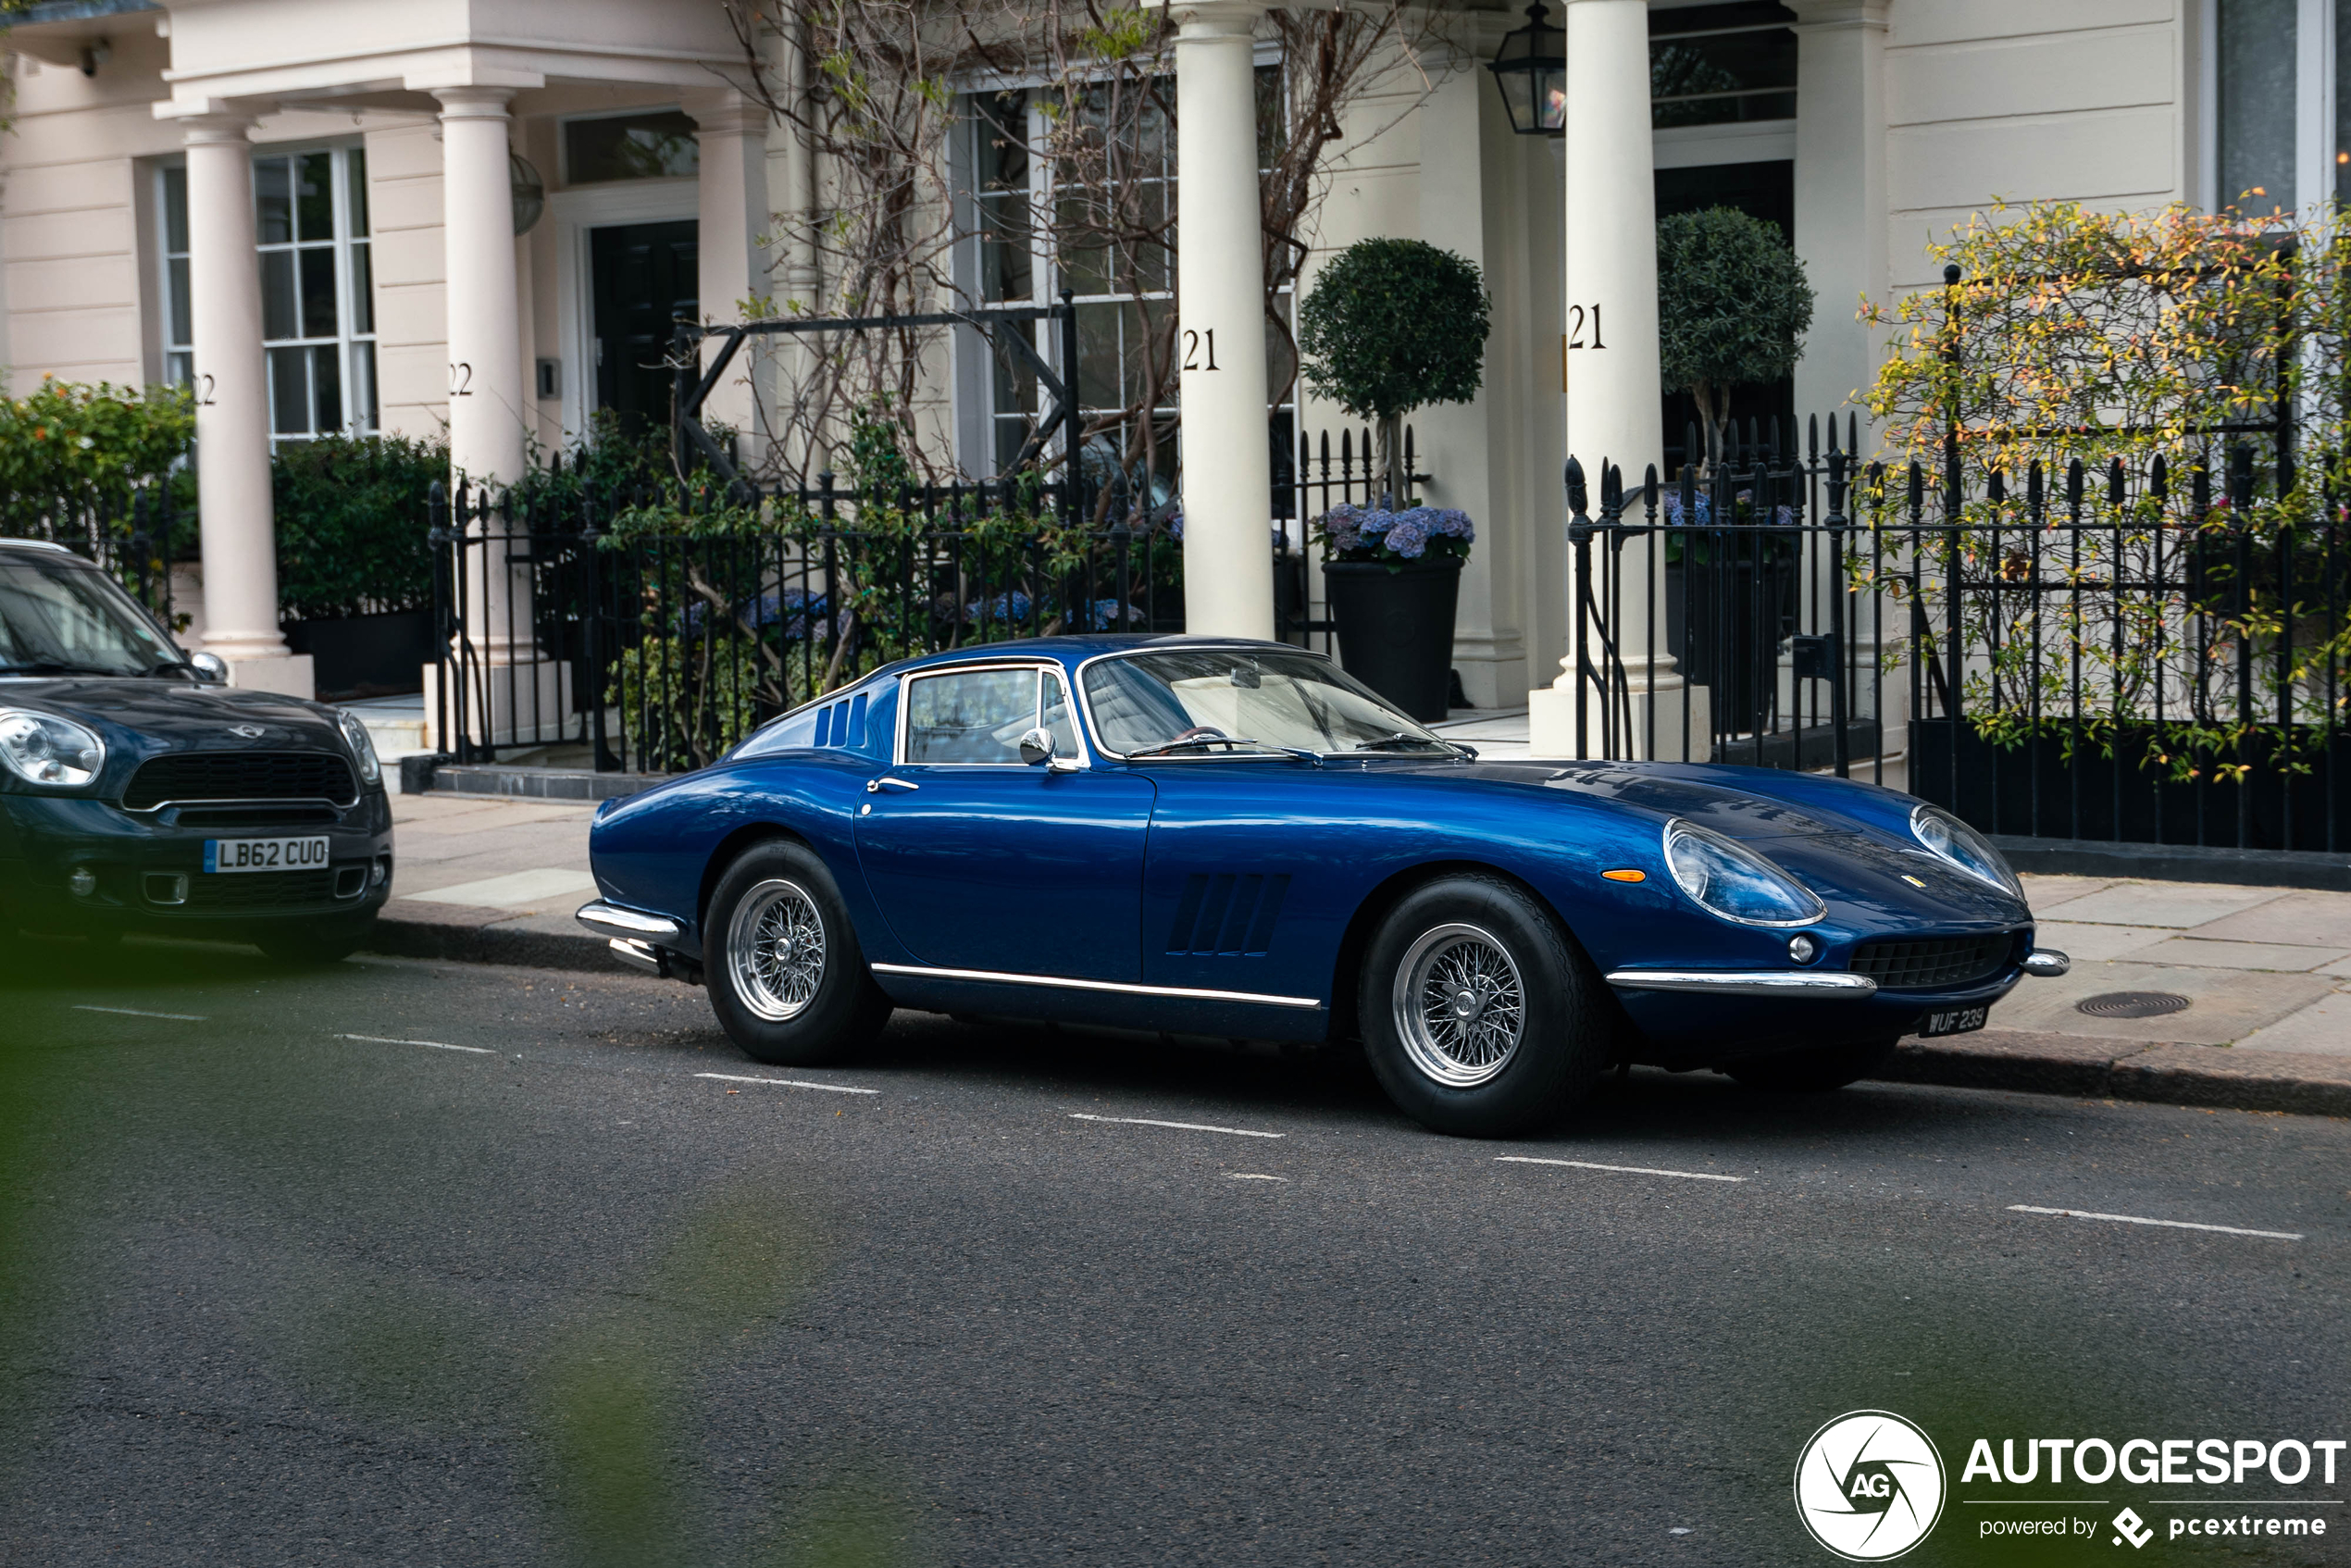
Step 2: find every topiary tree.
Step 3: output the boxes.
[1657,206,1814,473]
[1298,237,1490,502]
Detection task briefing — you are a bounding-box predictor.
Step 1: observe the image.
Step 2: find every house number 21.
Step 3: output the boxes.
[1566,304,1606,349]
[1180,330,1219,371]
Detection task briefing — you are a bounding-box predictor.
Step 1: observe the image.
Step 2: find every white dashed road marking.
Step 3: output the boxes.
[74,1005,205,1021]
[1068,1114,1284,1139]
[335,1033,497,1055]
[1496,1155,1747,1183]
[1226,1173,1289,1182]
[2008,1205,2302,1240]
[696,1072,879,1096]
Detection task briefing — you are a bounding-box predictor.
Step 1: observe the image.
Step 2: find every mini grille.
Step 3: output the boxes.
[1166,873,1290,956]
[123,751,357,810]
[1849,931,2018,990]
[183,868,340,912]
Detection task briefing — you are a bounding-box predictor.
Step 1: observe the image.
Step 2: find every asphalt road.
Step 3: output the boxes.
[0,939,2345,1567]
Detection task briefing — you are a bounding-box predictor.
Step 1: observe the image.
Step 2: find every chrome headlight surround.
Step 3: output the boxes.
[1661,817,1827,928]
[336,710,383,787]
[1909,803,2022,898]
[0,708,106,790]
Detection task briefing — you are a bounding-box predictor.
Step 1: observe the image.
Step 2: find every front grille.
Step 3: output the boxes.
[183,868,339,912]
[1850,932,2020,991]
[124,751,357,810]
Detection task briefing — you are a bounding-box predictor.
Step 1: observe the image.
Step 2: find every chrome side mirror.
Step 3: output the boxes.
[188,651,229,684]
[1016,727,1078,772]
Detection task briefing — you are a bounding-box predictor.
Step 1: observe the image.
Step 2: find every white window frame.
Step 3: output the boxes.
[2202,0,2340,214]
[157,144,378,444]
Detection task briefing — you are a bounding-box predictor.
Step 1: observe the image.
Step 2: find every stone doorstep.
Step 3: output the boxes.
[353,909,2351,1120]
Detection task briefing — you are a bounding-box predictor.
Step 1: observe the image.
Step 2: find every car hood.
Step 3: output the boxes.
[1435,758,2033,927]
[0,677,349,753]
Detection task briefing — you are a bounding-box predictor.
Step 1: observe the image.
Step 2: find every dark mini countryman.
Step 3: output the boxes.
[0,539,392,961]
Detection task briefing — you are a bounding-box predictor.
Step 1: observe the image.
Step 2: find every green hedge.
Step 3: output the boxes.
[0,378,196,545]
[272,433,449,621]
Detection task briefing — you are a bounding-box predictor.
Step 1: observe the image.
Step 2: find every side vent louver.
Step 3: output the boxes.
[1166,873,1290,956]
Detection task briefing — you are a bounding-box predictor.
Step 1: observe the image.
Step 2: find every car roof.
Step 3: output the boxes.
[882,633,1316,679]
[0,538,78,555]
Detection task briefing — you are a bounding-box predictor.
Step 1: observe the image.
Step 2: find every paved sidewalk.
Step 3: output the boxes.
[367,791,2351,1115]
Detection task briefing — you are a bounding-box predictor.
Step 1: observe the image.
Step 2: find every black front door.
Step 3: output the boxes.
[590,220,698,442]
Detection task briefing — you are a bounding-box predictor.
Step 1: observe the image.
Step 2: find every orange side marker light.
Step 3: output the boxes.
[1601,868,1646,883]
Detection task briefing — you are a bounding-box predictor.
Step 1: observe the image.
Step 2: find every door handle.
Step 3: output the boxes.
[866,776,919,793]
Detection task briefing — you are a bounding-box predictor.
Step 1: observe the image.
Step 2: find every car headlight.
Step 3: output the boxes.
[1909,804,2021,898]
[337,710,382,786]
[0,709,106,790]
[1662,817,1826,927]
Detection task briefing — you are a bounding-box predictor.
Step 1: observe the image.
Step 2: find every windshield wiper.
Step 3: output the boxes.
[1126,735,1280,758]
[1349,729,1466,755]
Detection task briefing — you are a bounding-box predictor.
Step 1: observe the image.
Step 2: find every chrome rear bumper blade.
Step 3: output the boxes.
[2021,949,2070,977]
[577,900,682,940]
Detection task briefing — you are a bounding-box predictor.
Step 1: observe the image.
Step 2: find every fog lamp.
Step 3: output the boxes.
[68,866,98,897]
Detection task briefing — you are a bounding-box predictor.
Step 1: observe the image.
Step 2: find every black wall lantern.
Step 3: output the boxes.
[1487,1,1565,138]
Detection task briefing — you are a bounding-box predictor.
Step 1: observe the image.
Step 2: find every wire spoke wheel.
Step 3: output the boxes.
[1392,921,1526,1088]
[728,877,828,1022]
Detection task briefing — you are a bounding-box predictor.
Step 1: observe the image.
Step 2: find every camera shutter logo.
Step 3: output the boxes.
[1793,1410,1947,1561]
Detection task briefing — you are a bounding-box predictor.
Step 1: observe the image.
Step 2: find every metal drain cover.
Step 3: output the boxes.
[2076,990,2192,1019]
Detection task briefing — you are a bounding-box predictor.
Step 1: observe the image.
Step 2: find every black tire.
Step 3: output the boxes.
[703,839,891,1067]
[1724,1038,1898,1093]
[255,915,374,966]
[1357,875,1608,1138]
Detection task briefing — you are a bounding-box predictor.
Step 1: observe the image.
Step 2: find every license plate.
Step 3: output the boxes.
[1919,1005,1989,1038]
[204,836,330,874]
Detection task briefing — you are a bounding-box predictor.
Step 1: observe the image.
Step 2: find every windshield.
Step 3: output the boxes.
[1082,648,1451,758]
[0,552,182,677]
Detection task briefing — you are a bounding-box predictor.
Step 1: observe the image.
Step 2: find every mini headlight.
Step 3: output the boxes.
[0,709,105,789]
[1661,818,1826,927]
[337,710,382,786]
[1909,804,2021,898]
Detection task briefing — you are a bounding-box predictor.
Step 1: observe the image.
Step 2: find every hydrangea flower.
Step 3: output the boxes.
[1311,503,1474,565]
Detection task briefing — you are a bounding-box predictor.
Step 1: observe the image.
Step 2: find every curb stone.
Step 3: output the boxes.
[362,912,2351,1119]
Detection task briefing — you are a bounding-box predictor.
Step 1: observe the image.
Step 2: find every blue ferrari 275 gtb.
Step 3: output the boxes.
[578,636,2068,1137]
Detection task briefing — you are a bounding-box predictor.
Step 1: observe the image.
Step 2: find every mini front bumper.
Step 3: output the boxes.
[0,790,395,934]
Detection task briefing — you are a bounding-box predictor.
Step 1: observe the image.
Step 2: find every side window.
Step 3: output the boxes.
[902,667,1079,765]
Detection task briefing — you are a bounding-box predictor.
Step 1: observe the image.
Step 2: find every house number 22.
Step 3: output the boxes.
[1180,330,1219,371]
[1566,304,1606,350]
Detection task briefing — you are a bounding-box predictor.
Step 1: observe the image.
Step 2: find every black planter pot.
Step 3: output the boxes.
[1322,556,1462,722]
[282,609,433,700]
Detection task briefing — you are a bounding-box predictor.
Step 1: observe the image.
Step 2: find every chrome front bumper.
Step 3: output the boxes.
[1604,948,2070,999]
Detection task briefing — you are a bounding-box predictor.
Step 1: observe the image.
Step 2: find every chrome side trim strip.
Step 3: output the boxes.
[2021,949,2070,977]
[868,961,1323,1010]
[576,901,682,940]
[1604,968,1878,998]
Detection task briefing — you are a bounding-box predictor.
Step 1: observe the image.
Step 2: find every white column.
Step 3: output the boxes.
[1527,0,1706,758]
[437,88,526,488]
[686,92,772,461]
[1163,0,1275,641]
[180,111,311,695]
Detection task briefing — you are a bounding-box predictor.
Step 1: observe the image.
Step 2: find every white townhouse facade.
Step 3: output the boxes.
[0,0,2325,719]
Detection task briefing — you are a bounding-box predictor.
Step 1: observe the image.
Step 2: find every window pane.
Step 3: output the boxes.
[1076,301,1119,412]
[2337,0,2351,201]
[268,345,310,434]
[563,111,700,183]
[255,156,292,244]
[1649,2,1797,129]
[167,257,191,352]
[309,342,342,432]
[351,340,378,431]
[2219,0,2297,210]
[346,147,370,236]
[299,245,339,338]
[296,152,334,242]
[349,240,373,335]
[166,351,193,389]
[903,668,1039,763]
[1041,676,1077,753]
[162,166,188,255]
[261,250,297,341]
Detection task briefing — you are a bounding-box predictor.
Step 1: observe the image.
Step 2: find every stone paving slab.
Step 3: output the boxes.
[2028,881,2290,928]
[2230,990,2351,1056]
[2118,934,2351,972]
[2032,919,2171,962]
[2188,889,2351,948]
[1985,962,2336,1046]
